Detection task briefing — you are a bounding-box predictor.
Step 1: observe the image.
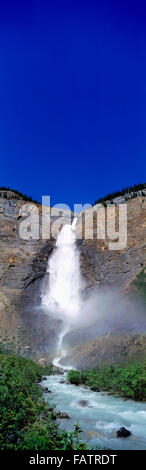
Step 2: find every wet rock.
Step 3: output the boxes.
[78,400,89,407]
[48,406,54,412]
[60,379,66,384]
[42,386,51,393]
[87,431,102,438]
[42,376,47,380]
[39,358,48,367]
[115,427,131,438]
[56,411,70,419]
[91,386,100,392]
[52,366,64,375]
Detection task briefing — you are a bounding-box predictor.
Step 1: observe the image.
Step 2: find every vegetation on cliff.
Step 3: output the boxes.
[67,362,146,401]
[0,344,86,450]
[94,182,146,205]
[133,268,146,301]
[0,182,145,207]
[0,186,39,204]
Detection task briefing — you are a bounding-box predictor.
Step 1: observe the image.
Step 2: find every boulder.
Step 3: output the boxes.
[115,427,131,438]
[38,358,48,367]
[91,386,100,392]
[78,400,89,407]
[52,366,64,375]
[42,386,51,393]
[56,411,70,419]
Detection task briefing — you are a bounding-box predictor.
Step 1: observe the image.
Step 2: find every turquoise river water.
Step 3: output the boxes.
[42,372,146,450]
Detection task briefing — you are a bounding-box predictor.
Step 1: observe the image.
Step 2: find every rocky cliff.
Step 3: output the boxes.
[0,191,145,365]
[76,196,146,290]
[0,194,72,359]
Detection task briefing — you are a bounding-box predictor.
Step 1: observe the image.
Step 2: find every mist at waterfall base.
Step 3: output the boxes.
[41,221,145,365]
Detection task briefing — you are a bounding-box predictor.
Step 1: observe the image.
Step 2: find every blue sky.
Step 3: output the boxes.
[0,0,146,208]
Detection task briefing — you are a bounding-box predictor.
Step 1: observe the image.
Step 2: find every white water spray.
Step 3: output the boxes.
[42,218,82,364]
[42,218,81,317]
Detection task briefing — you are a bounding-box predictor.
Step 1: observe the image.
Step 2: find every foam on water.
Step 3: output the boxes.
[42,373,146,450]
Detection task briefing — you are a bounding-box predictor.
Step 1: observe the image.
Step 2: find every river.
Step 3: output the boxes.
[41,220,146,450]
[42,371,146,450]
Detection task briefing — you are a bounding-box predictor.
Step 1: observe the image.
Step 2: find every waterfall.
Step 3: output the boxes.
[42,218,81,317]
[42,218,82,362]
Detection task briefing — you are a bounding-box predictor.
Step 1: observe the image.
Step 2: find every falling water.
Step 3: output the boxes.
[42,218,82,362]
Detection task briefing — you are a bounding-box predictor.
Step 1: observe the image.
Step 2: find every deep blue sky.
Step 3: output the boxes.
[0,0,146,208]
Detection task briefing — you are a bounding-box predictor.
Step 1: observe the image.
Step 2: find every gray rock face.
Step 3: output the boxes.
[0,197,64,358]
[0,193,145,364]
[76,196,146,290]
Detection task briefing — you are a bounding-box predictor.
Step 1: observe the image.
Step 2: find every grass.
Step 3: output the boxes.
[67,361,146,401]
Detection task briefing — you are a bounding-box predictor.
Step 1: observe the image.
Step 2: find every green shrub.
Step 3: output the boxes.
[67,370,81,385]
[0,351,86,450]
[68,362,146,401]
